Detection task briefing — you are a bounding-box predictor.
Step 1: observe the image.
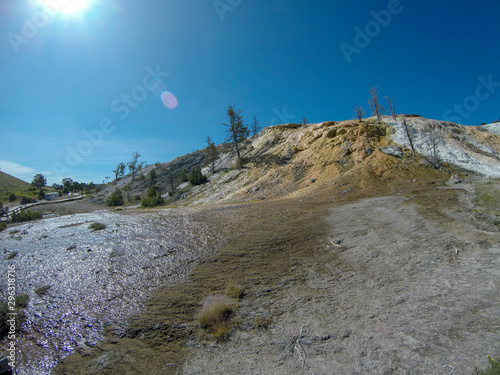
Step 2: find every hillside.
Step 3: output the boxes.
[10,115,499,374]
[0,170,29,191]
[96,115,500,207]
[0,170,31,203]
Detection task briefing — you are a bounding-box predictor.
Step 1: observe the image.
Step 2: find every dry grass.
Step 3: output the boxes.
[196,295,234,341]
[226,284,244,299]
[254,316,273,329]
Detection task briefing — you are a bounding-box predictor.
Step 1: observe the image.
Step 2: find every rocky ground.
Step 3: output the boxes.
[52,175,500,375]
[5,117,499,374]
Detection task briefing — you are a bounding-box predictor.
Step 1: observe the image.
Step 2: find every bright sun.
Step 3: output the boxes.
[41,0,92,15]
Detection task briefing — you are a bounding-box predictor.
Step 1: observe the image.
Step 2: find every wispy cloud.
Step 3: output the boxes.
[0,160,36,182]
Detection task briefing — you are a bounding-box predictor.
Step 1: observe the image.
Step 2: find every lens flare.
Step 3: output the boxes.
[161,91,178,109]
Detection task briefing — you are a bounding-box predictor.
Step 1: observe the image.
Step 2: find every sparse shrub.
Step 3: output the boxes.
[0,223,6,232]
[196,295,234,341]
[254,316,273,329]
[6,251,18,260]
[226,284,244,299]
[474,355,500,375]
[89,222,106,232]
[15,294,29,309]
[35,285,51,296]
[107,188,124,207]
[8,193,17,202]
[11,211,42,223]
[0,299,26,339]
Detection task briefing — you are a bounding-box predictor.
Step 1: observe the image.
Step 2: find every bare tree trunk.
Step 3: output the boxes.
[167,168,175,193]
[385,97,397,120]
[402,117,416,156]
[423,130,442,169]
[354,106,365,121]
[369,87,384,124]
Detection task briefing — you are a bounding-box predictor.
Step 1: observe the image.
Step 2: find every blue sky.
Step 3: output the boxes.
[1,0,499,185]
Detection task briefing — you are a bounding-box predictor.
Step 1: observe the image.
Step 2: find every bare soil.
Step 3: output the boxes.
[52,176,500,375]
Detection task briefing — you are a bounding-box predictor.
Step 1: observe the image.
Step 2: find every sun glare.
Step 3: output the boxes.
[40,0,92,15]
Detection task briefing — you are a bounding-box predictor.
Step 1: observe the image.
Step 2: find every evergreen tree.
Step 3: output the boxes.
[188,167,207,186]
[106,188,124,207]
[222,105,249,166]
[31,174,47,189]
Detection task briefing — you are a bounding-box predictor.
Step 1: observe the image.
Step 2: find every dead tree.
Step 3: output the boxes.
[385,97,397,120]
[368,87,384,123]
[423,130,442,169]
[251,116,260,136]
[167,167,176,194]
[401,117,416,156]
[205,136,219,173]
[354,106,365,121]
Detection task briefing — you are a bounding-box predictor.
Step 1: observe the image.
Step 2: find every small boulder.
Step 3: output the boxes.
[379,146,403,158]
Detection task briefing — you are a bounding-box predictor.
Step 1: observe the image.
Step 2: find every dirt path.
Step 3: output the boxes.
[54,180,500,375]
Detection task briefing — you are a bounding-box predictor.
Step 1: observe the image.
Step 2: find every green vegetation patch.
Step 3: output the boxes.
[141,187,165,208]
[0,299,27,340]
[11,211,42,223]
[6,251,18,260]
[106,188,124,207]
[89,222,107,232]
[15,294,29,309]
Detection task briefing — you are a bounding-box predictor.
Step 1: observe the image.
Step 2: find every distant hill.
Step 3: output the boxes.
[0,171,30,192]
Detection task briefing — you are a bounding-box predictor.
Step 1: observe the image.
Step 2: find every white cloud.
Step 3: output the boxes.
[0,160,36,182]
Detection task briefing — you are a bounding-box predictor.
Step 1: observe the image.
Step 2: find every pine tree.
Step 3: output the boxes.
[222,105,249,166]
